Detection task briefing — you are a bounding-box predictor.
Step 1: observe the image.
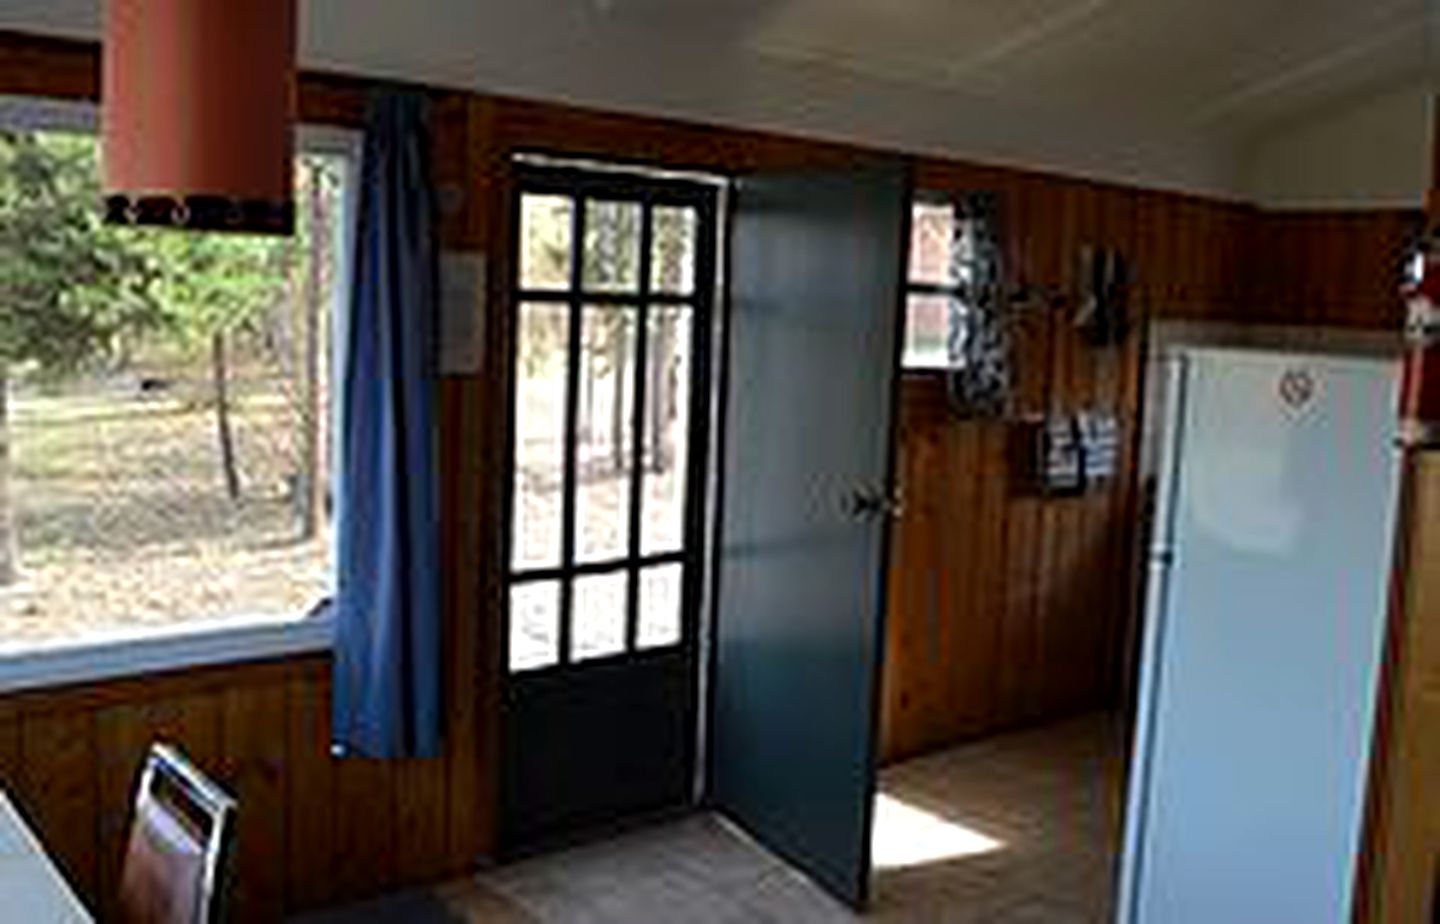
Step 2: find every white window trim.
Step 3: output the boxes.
[0,612,335,696]
[904,195,979,372]
[0,96,363,691]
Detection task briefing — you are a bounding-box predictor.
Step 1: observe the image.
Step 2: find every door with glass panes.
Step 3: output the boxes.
[502,164,717,848]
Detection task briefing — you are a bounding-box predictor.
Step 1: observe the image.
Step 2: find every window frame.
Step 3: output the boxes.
[504,163,720,675]
[902,193,969,373]
[0,95,362,693]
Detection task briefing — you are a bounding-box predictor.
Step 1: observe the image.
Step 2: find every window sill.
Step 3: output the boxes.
[0,613,334,697]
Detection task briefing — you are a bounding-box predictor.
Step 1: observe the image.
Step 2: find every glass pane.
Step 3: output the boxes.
[642,307,693,555]
[638,564,683,649]
[576,306,638,562]
[510,581,561,671]
[0,138,349,651]
[583,200,641,292]
[573,571,629,661]
[903,294,953,370]
[512,303,569,569]
[520,194,573,290]
[909,201,955,286]
[651,206,698,294]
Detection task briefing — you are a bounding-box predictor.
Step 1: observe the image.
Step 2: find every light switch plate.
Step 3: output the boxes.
[439,250,486,375]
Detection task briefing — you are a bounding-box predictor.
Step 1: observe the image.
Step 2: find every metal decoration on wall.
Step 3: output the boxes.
[1074,244,1130,346]
[944,191,1010,418]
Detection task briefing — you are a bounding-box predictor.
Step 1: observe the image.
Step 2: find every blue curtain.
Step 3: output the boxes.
[332,90,441,759]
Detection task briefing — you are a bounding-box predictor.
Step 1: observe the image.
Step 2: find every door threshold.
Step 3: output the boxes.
[499,803,702,863]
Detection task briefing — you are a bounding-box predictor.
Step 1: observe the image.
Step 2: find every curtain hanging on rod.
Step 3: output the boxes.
[332,89,442,759]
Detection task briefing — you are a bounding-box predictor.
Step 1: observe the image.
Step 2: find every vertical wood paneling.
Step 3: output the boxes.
[1075,182,1111,707]
[998,304,1052,727]
[1106,331,1145,705]
[1359,114,1438,917]
[1247,209,1416,329]
[17,710,99,904]
[431,91,488,881]
[94,692,221,920]
[333,755,398,899]
[1091,189,1133,703]
[970,423,1009,724]
[880,395,945,756]
[221,677,289,922]
[1043,181,1084,714]
[884,171,1410,764]
[1008,176,1055,727]
[0,657,475,922]
[1132,191,1164,309]
[997,481,1043,725]
[284,667,338,912]
[0,38,484,921]
[881,174,1253,762]
[395,758,450,886]
[1360,454,1440,924]
[438,369,485,875]
[0,704,18,789]
[1034,178,1070,717]
[940,422,984,739]
[467,95,511,870]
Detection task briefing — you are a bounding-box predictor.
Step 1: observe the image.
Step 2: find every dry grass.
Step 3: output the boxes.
[0,382,331,652]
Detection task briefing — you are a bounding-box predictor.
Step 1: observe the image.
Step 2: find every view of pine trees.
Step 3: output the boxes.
[0,129,347,645]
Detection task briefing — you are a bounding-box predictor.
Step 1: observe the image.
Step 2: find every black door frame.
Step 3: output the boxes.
[499,161,722,850]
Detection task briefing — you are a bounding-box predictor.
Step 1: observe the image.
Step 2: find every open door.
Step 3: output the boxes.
[708,162,910,909]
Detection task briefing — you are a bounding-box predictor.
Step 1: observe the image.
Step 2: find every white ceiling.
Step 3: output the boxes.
[0,0,1431,197]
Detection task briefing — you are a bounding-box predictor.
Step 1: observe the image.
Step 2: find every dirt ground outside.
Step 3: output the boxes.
[0,379,332,653]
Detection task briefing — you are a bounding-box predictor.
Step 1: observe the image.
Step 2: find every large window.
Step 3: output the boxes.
[0,112,356,663]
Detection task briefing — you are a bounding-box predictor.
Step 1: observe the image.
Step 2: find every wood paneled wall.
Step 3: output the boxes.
[0,34,489,920]
[0,27,1421,918]
[880,169,1253,761]
[1247,209,1421,329]
[1357,101,1439,924]
[879,170,1414,763]
[0,656,479,921]
[0,32,901,919]
[1359,453,1440,924]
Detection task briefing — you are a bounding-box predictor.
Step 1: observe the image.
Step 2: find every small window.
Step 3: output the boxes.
[0,115,357,657]
[903,199,976,370]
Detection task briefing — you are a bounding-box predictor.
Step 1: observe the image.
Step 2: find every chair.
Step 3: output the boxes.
[117,744,237,924]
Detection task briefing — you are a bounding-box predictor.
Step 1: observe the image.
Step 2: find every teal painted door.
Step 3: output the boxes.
[709,162,910,909]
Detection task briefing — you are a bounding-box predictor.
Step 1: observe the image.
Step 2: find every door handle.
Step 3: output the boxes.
[847,488,903,521]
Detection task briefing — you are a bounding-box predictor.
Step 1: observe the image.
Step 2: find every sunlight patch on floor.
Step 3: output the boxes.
[870,792,1006,870]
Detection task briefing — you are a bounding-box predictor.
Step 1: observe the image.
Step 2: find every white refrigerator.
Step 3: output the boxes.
[1117,347,1400,924]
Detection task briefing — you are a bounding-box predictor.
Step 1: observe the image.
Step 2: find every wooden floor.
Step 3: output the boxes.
[294,714,1127,924]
